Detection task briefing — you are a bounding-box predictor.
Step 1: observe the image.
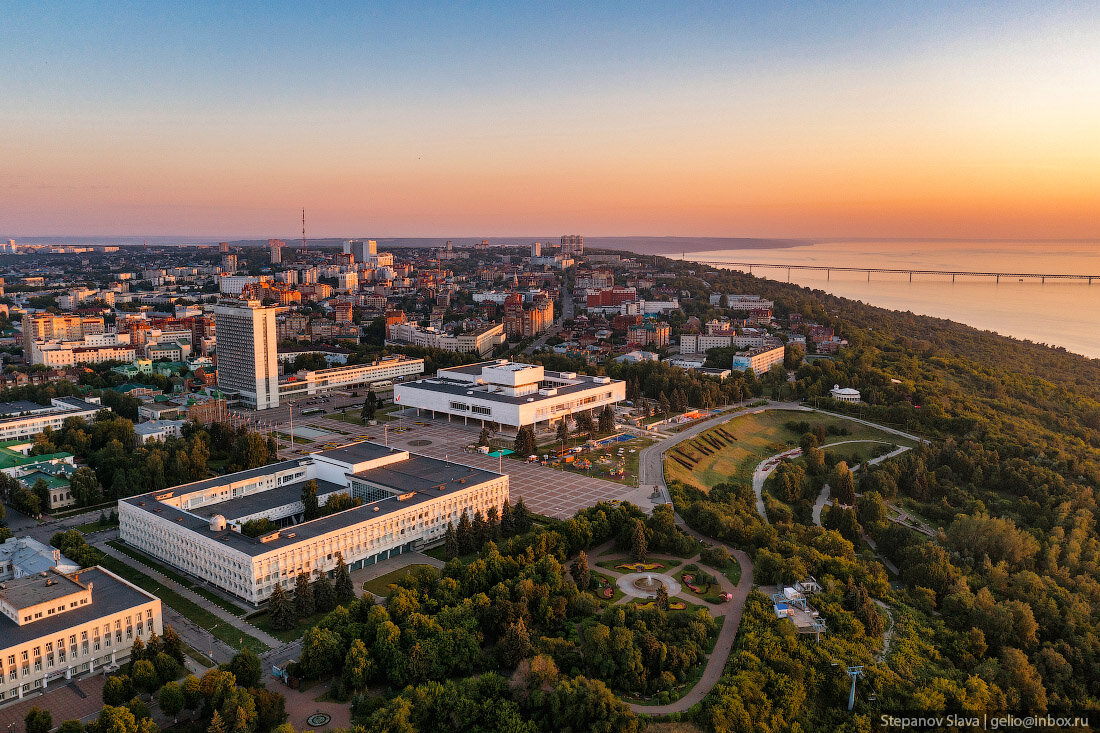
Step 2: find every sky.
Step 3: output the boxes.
[3,2,1099,239]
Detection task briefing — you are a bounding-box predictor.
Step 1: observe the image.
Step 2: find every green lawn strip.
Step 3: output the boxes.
[76,519,118,535]
[183,644,216,668]
[97,556,268,654]
[361,564,438,597]
[107,540,247,616]
[248,609,329,643]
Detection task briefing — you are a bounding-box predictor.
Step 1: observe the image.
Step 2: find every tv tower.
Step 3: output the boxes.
[300,208,307,256]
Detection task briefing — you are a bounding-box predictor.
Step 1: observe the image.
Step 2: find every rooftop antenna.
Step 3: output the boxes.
[300,208,307,256]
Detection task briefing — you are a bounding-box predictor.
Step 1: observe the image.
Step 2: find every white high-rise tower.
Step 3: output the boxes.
[214,299,279,410]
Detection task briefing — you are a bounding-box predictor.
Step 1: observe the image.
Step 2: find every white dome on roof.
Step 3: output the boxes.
[209,515,227,531]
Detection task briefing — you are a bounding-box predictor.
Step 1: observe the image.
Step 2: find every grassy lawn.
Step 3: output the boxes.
[590,572,624,604]
[76,518,118,535]
[361,564,438,597]
[96,556,268,654]
[183,644,216,668]
[665,409,916,493]
[249,608,330,643]
[107,540,248,616]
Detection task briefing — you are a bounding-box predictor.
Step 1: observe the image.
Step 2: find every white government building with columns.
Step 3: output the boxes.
[0,566,162,707]
[392,360,626,430]
[118,442,508,606]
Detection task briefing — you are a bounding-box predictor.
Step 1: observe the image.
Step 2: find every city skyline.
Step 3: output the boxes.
[4,2,1099,239]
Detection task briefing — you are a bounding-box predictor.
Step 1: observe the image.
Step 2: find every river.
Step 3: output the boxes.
[684,240,1100,359]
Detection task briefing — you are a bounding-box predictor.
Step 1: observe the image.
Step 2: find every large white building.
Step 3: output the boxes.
[279,355,424,400]
[214,299,279,410]
[0,565,162,707]
[118,442,508,605]
[0,398,104,442]
[387,322,505,357]
[394,360,625,430]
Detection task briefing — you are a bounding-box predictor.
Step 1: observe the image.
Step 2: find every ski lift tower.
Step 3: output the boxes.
[846,666,864,711]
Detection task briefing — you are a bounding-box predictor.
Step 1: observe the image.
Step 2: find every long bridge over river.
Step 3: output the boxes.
[690,260,1100,284]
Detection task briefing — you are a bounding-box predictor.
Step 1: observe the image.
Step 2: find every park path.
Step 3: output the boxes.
[611,401,920,716]
[761,440,913,526]
[626,521,754,716]
[96,541,285,651]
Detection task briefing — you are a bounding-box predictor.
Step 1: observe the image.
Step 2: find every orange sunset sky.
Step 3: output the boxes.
[3,3,1099,239]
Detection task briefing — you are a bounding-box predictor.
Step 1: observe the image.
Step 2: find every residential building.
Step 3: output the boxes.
[0,566,163,707]
[22,314,104,357]
[627,321,670,348]
[387,322,505,357]
[133,420,186,444]
[279,356,425,400]
[0,398,104,442]
[560,234,584,256]
[28,333,135,367]
[119,442,507,605]
[214,299,279,410]
[731,343,786,375]
[394,360,625,429]
[586,287,636,309]
[503,294,553,339]
[269,238,283,265]
[0,538,79,581]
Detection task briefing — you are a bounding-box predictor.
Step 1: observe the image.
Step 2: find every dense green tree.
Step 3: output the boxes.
[831,461,856,504]
[268,584,296,631]
[501,618,533,668]
[293,572,314,618]
[334,553,355,604]
[158,680,185,718]
[630,519,647,562]
[25,707,52,733]
[457,510,474,554]
[444,522,458,559]
[132,660,159,694]
[556,419,570,444]
[571,550,590,591]
[103,675,134,706]
[301,480,321,520]
[313,574,337,613]
[57,721,84,733]
[71,466,104,506]
[598,405,615,434]
[229,649,263,689]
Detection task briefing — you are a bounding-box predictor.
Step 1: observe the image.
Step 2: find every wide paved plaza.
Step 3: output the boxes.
[263,409,662,519]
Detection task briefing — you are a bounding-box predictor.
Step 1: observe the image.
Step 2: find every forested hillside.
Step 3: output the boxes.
[659,259,1100,728]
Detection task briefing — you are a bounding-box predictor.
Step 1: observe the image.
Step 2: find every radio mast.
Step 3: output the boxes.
[300,208,307,256]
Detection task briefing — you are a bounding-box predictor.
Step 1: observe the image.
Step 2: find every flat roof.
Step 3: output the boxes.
[0,571,86,611]
[0,401,51,416]
[314,441,405,464]
[160,458,311,497]
[398,372,618,406]
[190,478,345,522]
[122,446,503,557]
[0,567,157,649]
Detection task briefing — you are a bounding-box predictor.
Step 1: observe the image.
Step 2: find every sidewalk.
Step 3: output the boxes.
[96,542,283,650]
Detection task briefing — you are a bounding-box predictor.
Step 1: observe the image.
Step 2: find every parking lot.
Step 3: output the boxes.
[259,409,663,519]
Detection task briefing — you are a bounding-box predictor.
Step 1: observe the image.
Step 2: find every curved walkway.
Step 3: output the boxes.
[629,522,754,715]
